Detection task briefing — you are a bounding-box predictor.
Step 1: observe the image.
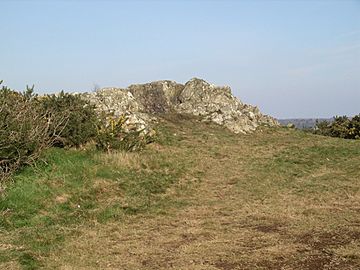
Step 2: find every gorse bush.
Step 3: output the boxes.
[0,81,66,181]
[41,93,153,151]
[315,115,360,139]
[40,92,98,147]
[95,112,153,152]
[0,81,155,182]
[350,115,360,138]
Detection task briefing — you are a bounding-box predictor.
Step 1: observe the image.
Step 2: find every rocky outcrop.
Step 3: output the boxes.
[81,78,278,134]
[175,78,278,133]
[81,88,154,134]
[128,81,184,113]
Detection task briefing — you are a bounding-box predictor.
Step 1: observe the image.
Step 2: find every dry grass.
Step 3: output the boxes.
[2,114,360,269]
[95,151,142,170]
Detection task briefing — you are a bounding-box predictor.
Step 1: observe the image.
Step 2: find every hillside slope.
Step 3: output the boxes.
[1,115,360,269]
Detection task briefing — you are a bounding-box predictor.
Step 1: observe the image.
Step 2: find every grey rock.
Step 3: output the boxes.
[175,78,278,133]
[82,88,154,135]
[286,123,296,128]
[81,78,279,136]
[128,80,184,113]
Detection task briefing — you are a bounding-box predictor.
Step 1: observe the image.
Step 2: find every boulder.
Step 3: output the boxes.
[127,80,184,113]
[175,78,278,133]
[287,123,296,129]
[82,88,154,135]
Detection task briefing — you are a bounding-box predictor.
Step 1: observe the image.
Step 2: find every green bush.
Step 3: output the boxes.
[0,81,66,181]
[95,113,153,152]
[315,115,360,139]
[348,115,360,139]
[0,80,154,182]
[40,92,98,147]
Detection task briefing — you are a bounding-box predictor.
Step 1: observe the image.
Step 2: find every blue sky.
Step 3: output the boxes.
[1,0,359,118]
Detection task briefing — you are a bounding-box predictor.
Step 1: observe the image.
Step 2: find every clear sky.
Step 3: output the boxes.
[1,0,359,118]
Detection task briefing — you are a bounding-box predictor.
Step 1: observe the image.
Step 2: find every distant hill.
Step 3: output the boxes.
[278,118,333,129]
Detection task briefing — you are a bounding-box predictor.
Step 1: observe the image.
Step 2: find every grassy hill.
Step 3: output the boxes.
[1,114,360,269]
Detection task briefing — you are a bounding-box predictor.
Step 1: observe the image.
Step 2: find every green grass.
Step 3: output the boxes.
[1,115,360,269]
[0,139,189,268]
[242,135,360,200]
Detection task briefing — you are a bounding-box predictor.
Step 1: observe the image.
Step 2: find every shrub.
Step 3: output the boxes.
[348,115,360,139]
[95,112,152,152]
[315,114,360,139]
[40,92,98,147]
[0,81,66,182]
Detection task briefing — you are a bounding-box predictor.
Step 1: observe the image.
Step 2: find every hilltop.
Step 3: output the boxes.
[81,78,279,135]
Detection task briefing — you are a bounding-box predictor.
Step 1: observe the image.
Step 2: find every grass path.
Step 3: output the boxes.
[46,115,360,269]
[2,114,360,269]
